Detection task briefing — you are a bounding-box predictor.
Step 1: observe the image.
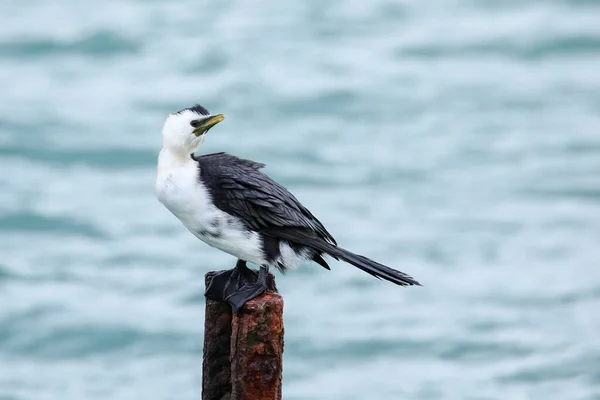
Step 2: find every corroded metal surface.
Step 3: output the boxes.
[202,273,233,400]
[231,292,284,400]
[203,272,284,400]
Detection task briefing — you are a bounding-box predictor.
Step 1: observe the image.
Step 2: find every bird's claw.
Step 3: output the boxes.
[225,266,268,313]
[205,262,268,314]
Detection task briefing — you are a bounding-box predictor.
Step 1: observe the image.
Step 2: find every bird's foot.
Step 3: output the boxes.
[205,261,269,314]
[226,266,269,313]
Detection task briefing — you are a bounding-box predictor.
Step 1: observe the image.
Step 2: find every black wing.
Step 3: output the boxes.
[192,152,337,246]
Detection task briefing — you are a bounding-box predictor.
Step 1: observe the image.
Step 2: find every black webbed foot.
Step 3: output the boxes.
[226,266,268,313]
[205,260,269,313]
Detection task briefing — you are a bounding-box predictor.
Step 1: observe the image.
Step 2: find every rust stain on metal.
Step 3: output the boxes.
[203,272,284,400]
[202,274,233,400]
[231,292,284,400]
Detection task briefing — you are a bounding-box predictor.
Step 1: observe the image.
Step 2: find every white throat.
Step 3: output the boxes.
[157,147,196,177]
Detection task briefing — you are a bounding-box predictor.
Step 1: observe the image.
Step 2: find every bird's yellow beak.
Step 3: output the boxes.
[194,114,225,136]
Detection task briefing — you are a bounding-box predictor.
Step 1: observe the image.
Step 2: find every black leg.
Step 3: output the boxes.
[205,259,249,303]
[226,265,269,314]
[235,259,258,283]
[204,260,268,313]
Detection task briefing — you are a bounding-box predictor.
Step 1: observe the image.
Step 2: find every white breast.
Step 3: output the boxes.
[155,149,266,265]
[155,155,211,226]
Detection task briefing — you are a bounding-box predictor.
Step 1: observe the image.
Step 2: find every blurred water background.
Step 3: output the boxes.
[1,0,600,399]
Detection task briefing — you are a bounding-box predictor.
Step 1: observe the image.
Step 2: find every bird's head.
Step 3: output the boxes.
[161,104,225,153]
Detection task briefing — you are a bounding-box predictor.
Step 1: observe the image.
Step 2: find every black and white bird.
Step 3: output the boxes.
[156,104,420,312]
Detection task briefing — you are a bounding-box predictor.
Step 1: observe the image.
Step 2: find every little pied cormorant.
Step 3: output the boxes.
[155,104,420,312]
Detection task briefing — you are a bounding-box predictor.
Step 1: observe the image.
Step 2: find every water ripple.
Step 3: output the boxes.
[0,32,140,59]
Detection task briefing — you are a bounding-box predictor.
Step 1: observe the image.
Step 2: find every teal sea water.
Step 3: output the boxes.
[2,1,600,399]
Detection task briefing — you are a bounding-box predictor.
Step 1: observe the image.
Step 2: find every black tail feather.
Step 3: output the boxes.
[326,246,421,286]
[261,227,420,286]
[312,253,331,270]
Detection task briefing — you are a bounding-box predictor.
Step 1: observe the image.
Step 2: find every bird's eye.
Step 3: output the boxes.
[190,120,200,128]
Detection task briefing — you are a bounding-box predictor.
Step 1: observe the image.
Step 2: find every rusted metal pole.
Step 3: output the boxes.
[230,291,284,399]
[202,273,233,400]
[203,272,284,400]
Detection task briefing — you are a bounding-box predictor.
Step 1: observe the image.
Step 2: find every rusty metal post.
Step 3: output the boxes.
[202,273,233,400]
[203,272,284,400]
[230,291,284,400]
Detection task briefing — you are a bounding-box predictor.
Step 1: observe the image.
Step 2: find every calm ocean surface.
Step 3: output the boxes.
[1,1,600,399]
